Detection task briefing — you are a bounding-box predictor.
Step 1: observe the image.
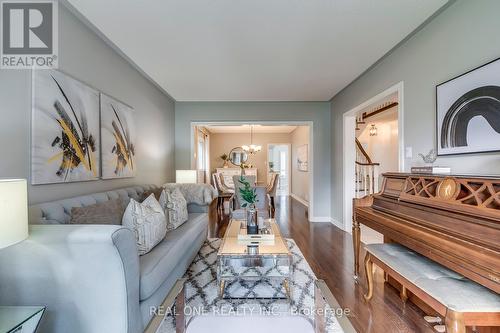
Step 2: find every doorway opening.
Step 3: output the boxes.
[195,127,210,183]
[342,82,404,243]
[190,122,314,219]
[268,144,291,196]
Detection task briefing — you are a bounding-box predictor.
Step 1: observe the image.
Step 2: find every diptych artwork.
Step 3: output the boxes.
[437,58,500,156]
[32,70,100,184]
[100,94,137,179]
[297,144,308,172]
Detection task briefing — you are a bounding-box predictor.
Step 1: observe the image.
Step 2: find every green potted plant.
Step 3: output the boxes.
[269,161,274,172]
[237,175,259,234]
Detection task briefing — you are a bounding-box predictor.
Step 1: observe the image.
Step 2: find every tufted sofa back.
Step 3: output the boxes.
[29,185,158,225]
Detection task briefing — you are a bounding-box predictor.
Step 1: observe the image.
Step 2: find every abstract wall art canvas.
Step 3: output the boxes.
[100,94,137,179]
[437,58,500,156]
[297,144,308,172]
[32,70,100,185]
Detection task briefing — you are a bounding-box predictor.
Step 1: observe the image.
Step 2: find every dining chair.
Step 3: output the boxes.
[212,173,234,215]
[267,172,280,214]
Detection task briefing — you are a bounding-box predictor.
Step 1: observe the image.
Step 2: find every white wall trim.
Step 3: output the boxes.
[342,81,405,233]
[290,193,309,207]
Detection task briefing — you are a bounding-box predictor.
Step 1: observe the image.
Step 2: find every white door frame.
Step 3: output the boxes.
[191,121,315,220]
[342,81,405,233]
[267,143,292,196]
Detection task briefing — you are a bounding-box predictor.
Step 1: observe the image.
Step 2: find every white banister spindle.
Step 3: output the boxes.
[354,139,380,198]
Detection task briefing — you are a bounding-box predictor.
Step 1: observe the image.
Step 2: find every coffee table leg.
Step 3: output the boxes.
[284,279,292,301]
[219,280,225,298]
[283,253,293,302]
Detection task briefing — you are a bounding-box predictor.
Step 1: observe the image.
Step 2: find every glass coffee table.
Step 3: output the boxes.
[217,218,293,300]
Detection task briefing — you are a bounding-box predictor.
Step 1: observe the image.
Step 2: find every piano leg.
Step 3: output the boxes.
[445,309,465,333]
[352,218,361,280]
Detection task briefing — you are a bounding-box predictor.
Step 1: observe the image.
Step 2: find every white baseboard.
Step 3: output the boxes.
[308,217,345,229]
[309,216,331,222]
[329,218,344,229]
[290,193,309,207]
[289,194,343,228]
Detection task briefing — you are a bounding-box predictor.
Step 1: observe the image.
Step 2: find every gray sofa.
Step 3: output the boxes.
[0,185,210,333]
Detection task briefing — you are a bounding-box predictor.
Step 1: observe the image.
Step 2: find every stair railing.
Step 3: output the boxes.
[355,138,380,197]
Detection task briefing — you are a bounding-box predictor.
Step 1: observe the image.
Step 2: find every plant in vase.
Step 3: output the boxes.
[237,175,259,234]
[220,153,229,168]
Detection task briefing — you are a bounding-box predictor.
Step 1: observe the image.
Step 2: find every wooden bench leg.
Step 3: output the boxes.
[400,286,408,303]
[363,253,374,301]
[445,309,465,333]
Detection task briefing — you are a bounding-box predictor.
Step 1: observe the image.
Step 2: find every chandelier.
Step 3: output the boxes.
[241,125,262,154]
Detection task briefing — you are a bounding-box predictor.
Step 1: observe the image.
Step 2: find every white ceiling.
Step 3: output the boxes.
[67,0,448,101]
[205,125,298,134]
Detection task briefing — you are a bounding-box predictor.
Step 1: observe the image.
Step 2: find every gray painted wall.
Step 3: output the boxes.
[330,0,500,225]
[0,4,175,204]
[175,102,331,219]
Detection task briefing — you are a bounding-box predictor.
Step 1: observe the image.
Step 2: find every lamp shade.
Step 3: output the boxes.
[176,170,197,184]
[0,179,28,249]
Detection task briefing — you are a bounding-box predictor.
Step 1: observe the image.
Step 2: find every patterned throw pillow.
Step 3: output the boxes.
[122,194,167,255]
[70,199,124,225]
[159,188,188,230]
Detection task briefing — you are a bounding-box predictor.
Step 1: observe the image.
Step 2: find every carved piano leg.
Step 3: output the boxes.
[445,309,465,333]
[363,253,374,301]
[353,217,361,280]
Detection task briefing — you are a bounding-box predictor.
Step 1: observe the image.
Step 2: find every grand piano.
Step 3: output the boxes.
[353,172,500,295]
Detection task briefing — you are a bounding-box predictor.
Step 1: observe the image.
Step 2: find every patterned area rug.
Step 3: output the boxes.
[157,238,344,333]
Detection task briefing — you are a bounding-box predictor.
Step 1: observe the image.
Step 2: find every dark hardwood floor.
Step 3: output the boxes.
[208,195,436,333]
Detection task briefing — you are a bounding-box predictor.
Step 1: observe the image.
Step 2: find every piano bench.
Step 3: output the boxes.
[363,243,500,333]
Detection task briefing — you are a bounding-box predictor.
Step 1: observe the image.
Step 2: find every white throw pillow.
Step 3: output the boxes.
[122,194,167,255]
[159,188,188,230]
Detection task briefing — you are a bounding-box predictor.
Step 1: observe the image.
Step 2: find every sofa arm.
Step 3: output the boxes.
[164,183,217,205]
[0,225,142,333]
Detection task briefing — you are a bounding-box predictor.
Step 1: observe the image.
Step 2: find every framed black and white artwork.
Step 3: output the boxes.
[100,93,137,179]
[297,144,308,172]
[32,69,100,185]
[436,58,500,156]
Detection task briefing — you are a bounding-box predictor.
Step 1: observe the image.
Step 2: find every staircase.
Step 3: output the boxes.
[355,138,380,198]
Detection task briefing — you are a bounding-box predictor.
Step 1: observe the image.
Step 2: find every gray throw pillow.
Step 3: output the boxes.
[122,194,167,255]
[70,199,124,225]
[159,188,188,231]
